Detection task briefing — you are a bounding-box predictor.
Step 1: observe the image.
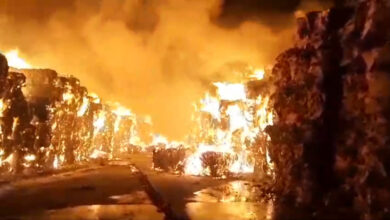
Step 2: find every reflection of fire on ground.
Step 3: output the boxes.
[0,49,274,180]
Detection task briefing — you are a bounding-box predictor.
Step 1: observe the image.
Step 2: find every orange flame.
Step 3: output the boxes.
[4,49,32,69]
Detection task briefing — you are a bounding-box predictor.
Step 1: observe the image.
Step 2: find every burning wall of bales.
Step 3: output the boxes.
[0,50,276,179]
[1,55,155,173]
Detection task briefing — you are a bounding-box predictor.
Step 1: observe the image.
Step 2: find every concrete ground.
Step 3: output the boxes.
[0,153,272,220]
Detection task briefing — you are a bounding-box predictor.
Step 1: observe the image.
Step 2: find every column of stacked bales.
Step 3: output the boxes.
[266,0,390,218]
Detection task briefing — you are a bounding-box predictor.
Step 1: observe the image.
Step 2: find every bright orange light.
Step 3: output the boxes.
[93,111,106,132]
[250,68,265,80]
[4,49,32,69]
[112,104,132,117]
[185,67,274,177]
[0,99,6,117]
[62,92,74,102]
[213,82,246,101]
[77,97,90,117]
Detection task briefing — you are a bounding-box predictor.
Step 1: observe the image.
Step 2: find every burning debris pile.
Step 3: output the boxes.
[0,53,153,173]
[266,0,390,218]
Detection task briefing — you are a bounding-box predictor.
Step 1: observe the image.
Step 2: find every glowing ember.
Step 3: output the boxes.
[24,154,36,162]
[4,49,32,69]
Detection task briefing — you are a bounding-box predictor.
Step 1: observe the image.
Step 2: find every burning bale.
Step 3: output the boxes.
[1,65,32,173]
[200,151,233,177]
[152,145,186,173]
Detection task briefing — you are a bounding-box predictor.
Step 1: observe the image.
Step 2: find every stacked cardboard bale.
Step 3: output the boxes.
[267,0,390,218]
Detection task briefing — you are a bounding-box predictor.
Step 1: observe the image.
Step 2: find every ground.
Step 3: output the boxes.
[0,153,272,220]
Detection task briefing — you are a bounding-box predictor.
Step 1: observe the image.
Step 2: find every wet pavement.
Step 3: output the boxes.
[0,154,272,220]
[20,205,164,220]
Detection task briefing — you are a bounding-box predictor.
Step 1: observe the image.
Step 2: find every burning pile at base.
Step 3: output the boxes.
[0,50,275,178]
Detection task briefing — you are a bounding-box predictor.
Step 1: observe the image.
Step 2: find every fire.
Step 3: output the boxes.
[184,67,274,177]
[53,156,59,169]
[226,104,248,132]
[62,92,74,102]
[4,49,32,69]
[89,149,108,159]
[1,49,160,172]
[24,154,36,162]
[93,111,106,133]
[214,82,246,101]
[111,104,132,132]
[152,134,169,146]
[1,47,275,179]
[112,104,133,117]
[89,93,101,104]
[250,68,265,80]
[0,153,15,171]
[77,97,90,117]
[199,94,221,120]
[0,99,6,117]
[11,117,19,137]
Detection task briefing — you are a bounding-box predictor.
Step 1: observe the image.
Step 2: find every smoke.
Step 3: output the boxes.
[0,0,328,139]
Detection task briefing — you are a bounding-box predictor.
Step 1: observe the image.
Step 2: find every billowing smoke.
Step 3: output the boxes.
[0,0,331,139]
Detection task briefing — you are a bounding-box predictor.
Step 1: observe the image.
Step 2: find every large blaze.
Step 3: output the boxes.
[1,1,389,219]
[184,68,274,177]
[0,49,157,170]
[0,49,275,179]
